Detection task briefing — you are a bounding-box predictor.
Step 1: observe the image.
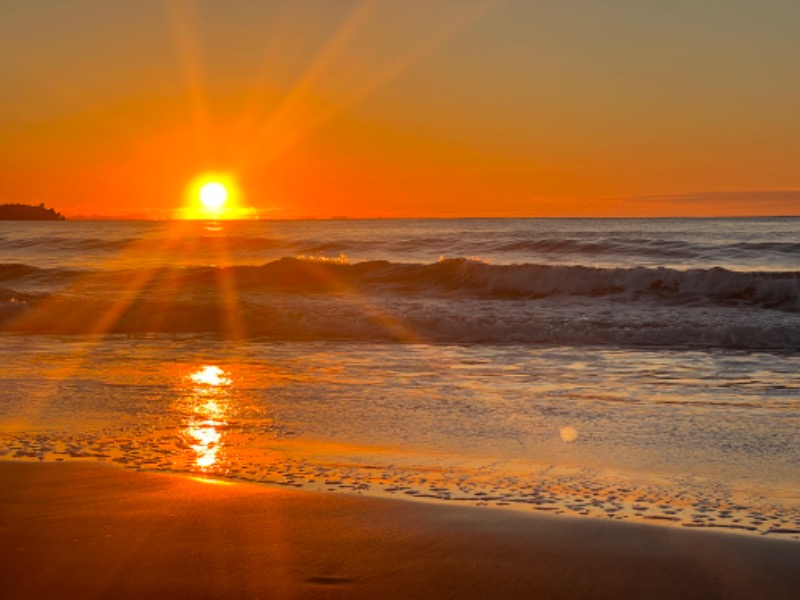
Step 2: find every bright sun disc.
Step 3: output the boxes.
[179,172,250,219]
[199,182,228,210]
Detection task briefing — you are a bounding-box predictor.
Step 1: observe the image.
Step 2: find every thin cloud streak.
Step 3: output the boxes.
[638,189,800,205]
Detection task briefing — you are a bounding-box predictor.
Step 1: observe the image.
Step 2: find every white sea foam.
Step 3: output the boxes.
[0,219,797,350]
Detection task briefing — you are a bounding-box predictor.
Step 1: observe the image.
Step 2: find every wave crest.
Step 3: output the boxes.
[2,258,798,310]
[2,290,797,350]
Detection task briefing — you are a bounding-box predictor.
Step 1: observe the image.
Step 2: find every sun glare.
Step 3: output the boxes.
[179,172,252,219]
[199,182,228,210]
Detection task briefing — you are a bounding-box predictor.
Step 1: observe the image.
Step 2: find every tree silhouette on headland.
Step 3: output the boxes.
[0,203,66,221]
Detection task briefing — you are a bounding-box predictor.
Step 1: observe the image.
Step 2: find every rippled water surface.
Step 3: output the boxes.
[2,335,798,539]
[2,217,799,270]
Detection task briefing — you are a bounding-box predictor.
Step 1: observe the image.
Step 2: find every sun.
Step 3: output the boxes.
[179,172,252,219]
[199,182,228,211]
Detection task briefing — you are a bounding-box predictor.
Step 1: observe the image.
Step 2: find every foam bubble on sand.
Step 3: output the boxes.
[2,431,800,541]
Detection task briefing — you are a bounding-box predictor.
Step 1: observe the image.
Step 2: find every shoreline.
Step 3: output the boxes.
[4,451,799,543]
[2,461,800,599]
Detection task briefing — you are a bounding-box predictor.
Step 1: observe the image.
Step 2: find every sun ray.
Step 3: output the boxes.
[4,222,206,424]
[231,0,373,165]
[205,223,248,340]
[166,0,212,157]
[236,1,498,169]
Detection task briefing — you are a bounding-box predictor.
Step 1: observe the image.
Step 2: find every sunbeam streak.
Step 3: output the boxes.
[237,1,498,169]
[166,0,211,156]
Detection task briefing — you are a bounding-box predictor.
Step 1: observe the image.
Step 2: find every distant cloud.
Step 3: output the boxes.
[637,189,800,205]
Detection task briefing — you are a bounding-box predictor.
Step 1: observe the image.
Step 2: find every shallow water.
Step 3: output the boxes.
[2,335,798,539]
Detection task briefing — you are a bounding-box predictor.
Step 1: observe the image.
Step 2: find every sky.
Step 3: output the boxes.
[1,0,799,219]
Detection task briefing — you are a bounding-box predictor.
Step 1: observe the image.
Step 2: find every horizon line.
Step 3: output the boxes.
[60,214,800,222]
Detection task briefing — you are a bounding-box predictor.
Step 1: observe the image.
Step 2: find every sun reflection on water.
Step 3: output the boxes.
[181,365,232,471]
[189,365,232,387]
[186,419,222,468]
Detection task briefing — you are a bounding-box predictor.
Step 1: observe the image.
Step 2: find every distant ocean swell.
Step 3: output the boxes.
[1,258,798,349]
[2,235,800,264]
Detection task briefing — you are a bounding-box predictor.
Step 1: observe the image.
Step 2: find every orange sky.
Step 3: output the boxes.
[1,1,799,219]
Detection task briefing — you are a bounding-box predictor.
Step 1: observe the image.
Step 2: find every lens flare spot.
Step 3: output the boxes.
[560,426,578,442]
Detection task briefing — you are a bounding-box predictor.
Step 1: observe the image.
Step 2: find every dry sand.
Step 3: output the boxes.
[1,461,799,599]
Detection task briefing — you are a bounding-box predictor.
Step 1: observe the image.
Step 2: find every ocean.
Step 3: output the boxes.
[1,217,799,538]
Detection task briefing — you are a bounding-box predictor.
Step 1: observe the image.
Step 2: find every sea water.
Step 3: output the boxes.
[1,218,798,538]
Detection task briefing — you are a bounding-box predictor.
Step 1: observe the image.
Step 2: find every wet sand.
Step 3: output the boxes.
[1,462,799,599]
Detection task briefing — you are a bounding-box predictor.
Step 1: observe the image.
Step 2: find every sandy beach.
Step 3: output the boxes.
[1,462,799,599]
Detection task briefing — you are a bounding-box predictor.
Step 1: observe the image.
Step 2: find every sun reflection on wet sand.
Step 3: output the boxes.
[181,365,232,471]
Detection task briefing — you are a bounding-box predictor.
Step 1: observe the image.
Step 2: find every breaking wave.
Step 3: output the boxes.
[1,258,798,350]
[2,258,797,309]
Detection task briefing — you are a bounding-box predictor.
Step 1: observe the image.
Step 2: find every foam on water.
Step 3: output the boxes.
[1,256,798,349]
[2,257,799,304]
[1,337,798,539]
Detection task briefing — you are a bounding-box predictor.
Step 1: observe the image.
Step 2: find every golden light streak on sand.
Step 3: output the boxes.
[187,475,235,486]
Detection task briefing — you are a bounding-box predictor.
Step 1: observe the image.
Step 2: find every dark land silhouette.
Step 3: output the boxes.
[0,203,65,221]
